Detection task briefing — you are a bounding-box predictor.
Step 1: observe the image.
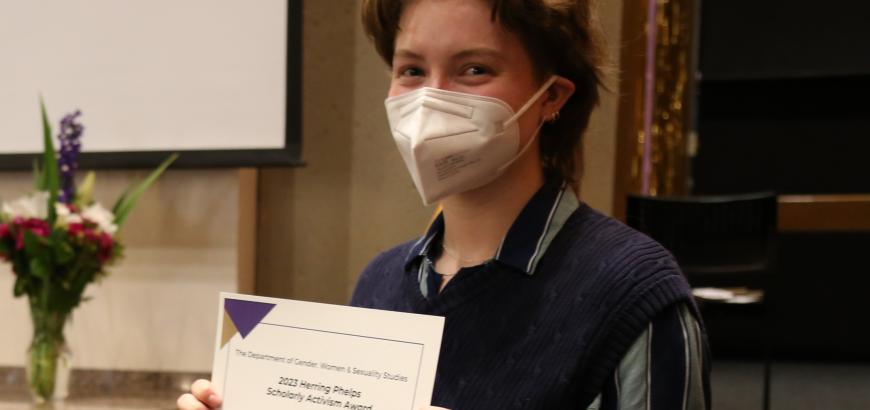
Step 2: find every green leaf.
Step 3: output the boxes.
[22,232,54,289]
[11,257,28,278]
[47,284,80,313]
[112,153,178,229]
[29,258,50,280]
[39,98,60,225]
[13,275,29,297]
[69,267,95,304]
[0,236,9,255]
[52,241,74,265]
[33,159,44,191]
[22,230,47,260]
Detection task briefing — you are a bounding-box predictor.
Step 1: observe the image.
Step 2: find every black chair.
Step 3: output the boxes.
[626,192,778,410]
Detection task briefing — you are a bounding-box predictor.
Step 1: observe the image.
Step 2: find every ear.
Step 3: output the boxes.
[540,76,575,120]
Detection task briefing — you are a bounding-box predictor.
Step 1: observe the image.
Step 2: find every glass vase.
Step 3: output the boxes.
[26,307,72,403]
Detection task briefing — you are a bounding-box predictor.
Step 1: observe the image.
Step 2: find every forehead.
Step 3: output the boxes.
[395,0,520,56]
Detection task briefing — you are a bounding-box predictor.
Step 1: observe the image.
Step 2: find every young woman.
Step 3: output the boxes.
[178,1,709,409]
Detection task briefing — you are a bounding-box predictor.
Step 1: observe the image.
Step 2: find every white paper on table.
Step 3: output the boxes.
[211,292,444,410]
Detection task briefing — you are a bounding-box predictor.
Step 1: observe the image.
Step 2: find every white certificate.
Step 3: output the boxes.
[211,292,445,410]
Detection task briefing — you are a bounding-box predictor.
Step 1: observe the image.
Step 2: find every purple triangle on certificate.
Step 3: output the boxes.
[224,298,276,339]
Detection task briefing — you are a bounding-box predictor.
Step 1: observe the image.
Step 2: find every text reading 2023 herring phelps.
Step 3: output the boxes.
[267,377,370,408]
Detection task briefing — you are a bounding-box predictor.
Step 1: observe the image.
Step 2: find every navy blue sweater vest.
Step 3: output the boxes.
[351,204,697,409]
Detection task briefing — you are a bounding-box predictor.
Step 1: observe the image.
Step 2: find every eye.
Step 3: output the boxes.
[399,66,424,77]
[463,65,490,76]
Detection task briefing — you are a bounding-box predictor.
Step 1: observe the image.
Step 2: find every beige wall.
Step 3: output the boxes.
[582,0,624,216]
[0,0,625,373]
[255,0,435,305]
[255,0,361,305]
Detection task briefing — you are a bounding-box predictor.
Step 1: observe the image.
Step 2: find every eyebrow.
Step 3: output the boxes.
[394,49,424,60]
[451,48,506,63]
[392,48,506,62]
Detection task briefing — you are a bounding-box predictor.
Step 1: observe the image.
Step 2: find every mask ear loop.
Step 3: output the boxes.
[496,76,559,174]
[503,75,559,127]
[496,121,547,174]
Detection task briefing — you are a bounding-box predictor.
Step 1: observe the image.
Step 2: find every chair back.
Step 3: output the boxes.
[626,192,778,288]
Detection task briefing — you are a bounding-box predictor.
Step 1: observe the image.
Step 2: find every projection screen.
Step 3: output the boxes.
[0,0,302,169]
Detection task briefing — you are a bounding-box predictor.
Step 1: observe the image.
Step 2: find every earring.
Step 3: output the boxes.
[548,111,560,123]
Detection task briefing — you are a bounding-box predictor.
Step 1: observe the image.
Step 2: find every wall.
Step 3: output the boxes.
[581,0,624,216]
[255,1,360,304]
[255,0,443,305]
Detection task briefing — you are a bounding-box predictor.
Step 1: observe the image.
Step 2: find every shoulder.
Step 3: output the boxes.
[350,237,419,307]
[538,206,703,406]
[545,204,697,356]
[567,204,671,256]
[555,204,684,283]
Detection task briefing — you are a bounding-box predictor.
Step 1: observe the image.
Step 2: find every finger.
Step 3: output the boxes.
[190,379,222,408]
[177,393,208,410]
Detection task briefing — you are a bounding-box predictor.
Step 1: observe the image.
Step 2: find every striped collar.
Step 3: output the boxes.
[403,179,580,275]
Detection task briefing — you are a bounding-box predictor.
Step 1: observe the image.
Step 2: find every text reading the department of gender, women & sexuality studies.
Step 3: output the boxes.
[235,349,411,382]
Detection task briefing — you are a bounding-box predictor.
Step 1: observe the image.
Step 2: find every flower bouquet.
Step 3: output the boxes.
[0,101,176,402]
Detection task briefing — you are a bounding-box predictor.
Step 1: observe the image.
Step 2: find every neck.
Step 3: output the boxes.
[439,154,545,265]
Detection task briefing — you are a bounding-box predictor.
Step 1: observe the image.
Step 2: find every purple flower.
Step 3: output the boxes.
[57,111,84,204]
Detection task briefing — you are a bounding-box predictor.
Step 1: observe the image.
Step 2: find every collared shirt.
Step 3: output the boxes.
[403,180,708,410]
[406,179,578,297]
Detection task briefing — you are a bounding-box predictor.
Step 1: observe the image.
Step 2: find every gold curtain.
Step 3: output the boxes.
[629,0,697,196]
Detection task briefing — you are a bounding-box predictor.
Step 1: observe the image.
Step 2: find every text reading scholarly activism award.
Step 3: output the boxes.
[211,293,445,410]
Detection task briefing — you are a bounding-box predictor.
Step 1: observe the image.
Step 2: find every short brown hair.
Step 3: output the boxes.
[361,0,606,185]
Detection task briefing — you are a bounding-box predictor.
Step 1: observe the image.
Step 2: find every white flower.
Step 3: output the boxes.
[55,203,83,227]
[82,202,118,235]
[1,192,49,220]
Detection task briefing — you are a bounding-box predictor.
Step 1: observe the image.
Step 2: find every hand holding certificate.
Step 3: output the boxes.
[209,293,445,410]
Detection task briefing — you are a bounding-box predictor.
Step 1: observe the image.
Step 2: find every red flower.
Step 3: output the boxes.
[0,223,9,261]
[12,218,50,250]
[67,221,99,240]
[67,222,87,238]
[67,222,114,263]
[98,232,114,263]
[21,218,50,237]
[83,229,99,243]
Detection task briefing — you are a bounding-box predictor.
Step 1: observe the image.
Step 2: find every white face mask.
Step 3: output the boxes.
[385,76,557,205]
